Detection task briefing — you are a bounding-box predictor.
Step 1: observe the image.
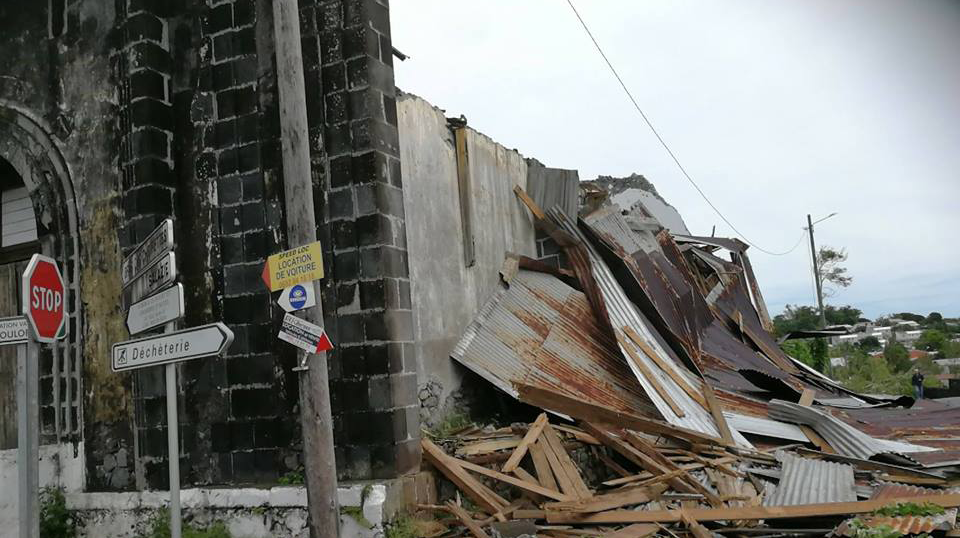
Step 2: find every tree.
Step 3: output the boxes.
[858,335,882,353]
[782,340,815,368]
[772,305,820,336]
[817,246,853,297]
[824,305,863,326]
[895,312,925,324]
[915,329,948,352]
[883,340,911,373]
[810,337,828,373]
[927,312,944,324]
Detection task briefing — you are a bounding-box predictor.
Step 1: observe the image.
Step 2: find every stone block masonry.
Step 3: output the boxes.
[300,0,420,480]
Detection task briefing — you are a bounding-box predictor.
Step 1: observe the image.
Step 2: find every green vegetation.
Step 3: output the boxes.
[424,411,472,439]
[40,487,77,538]
[857,335,882,353]
[882,340,911,373]
[340,505,373,529]
[845,519,922,538]
[277,469,304,485]
[817,246,853,293]
[136,510,232,538]
[384,514,418,538]
[773,304,863,336]
[872,501,945,517]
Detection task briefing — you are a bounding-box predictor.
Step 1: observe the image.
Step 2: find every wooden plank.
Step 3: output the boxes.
[798,388,816,407]
[623,432,723,507]
[421,438,506,515]
[601,523,659,538]
[503,413,548,472]
[582,423,698,496]
[513,184,547,220]
[799,425,836,454]
[552,423,601,445]
[457,438,522,457]
[623,325,707,409]
[543,484,667,513]
[702,384,735,446]
[455,456,573,502]
[513,467,542,488]
[616,333,685,417]
[446,500,490,538]
[545,493,960,524]
[603,457,738,487]
[679,509,712,538]
[530,441,559,492]
[0,263,19,449]
[541,424,592,499]
[515,383,722,446]
[513,509,546,520]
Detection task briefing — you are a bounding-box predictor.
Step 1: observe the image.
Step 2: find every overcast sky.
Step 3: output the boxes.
[391,1,960,319]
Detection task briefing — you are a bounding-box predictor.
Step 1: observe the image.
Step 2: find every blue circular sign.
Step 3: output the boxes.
[289,285,308,309]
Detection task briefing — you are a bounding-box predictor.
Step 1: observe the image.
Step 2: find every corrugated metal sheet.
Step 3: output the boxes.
[835,482,958,536]
[724,412,808,443]
[769,400,935,463]
[451,269,659,418]
[525,160,579,218]
[548,208,749,445]
[763,451,856,506]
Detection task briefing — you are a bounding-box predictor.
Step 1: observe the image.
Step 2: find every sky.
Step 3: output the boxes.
[390,1,960,319]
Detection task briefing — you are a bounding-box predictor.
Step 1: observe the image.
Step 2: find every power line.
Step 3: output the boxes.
[565,0,802,256]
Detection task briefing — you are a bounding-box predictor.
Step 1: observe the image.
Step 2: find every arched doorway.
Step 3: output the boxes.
[0,103,82,447]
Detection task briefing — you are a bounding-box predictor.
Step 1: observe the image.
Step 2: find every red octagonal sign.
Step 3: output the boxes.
[22,254,66,343]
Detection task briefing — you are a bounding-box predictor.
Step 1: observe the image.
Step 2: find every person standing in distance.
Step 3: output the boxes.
[911,368,925,400]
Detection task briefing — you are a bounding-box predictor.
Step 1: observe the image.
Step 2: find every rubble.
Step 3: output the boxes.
[417,187,960,537]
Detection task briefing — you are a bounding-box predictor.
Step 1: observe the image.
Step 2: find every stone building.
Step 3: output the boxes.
[0,0,581,534]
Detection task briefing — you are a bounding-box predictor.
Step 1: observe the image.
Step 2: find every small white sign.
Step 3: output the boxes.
[0,316,29,346]
[126,284,185,336]
[277,283,316,313]
[112,322,234,372]
[278,313,333,354]
[122,252,176,309]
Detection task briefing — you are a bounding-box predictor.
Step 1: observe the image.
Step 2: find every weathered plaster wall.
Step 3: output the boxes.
[0,443,85,538]
[397,92,538,423]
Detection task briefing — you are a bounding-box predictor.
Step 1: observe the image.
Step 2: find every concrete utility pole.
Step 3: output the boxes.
[806,213,837,329]
[272,1,340,537]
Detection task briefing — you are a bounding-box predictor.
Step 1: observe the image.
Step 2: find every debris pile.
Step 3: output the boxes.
[417,188,960,537]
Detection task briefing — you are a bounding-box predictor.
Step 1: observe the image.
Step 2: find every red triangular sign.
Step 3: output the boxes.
[315,331,334,352]
[261,263,271,289]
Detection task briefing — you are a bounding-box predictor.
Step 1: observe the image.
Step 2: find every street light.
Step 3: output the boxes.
[806,212,838,327]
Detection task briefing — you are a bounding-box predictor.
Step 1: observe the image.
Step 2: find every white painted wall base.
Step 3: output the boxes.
[0,442,86,538]
[65,482,405,538]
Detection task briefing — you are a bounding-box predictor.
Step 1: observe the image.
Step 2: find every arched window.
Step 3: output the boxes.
[0,158,39,262]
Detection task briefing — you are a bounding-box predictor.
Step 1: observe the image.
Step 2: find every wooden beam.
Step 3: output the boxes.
[503,413,548,473]
[545,493,960,524]
[543,484,667,514]
[799,425,835,454]
[540,424,592,499]
[679,509,712,538]
[530,440,559,492]
[421,438,506,515]
[702,384,735,446]
[446,500,490,538]
[798,388,816,407]
[515,383,722,446]
[581,423,697,496]
[601,523,659,538]
[622,432,723,507]
[623,326,707,409]
[456,456,573,502]
[616,333,686,417]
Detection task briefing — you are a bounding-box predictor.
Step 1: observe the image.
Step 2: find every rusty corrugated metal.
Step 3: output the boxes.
[764,451,856,507]
[834,483,958,536]
[547,208,750,444]
[451,269,659,418]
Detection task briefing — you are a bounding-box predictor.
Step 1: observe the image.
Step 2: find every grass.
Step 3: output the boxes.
[424,411,472,440]
[136,510,232,538]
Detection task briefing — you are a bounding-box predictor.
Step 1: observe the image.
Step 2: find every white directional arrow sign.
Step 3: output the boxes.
[112,322,234,372]
[126,284,185,336]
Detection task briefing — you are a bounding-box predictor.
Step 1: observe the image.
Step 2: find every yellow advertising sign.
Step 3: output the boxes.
[261,241,325,292]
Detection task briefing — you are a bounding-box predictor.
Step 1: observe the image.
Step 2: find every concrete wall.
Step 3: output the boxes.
[0,443,85,537]
[397,92,539,423]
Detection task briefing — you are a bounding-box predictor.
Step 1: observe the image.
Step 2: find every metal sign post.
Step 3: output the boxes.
[164,323,181,538]
[16,341,39,538]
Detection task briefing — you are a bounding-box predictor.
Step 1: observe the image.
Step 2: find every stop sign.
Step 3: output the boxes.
[22,254,66,343]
